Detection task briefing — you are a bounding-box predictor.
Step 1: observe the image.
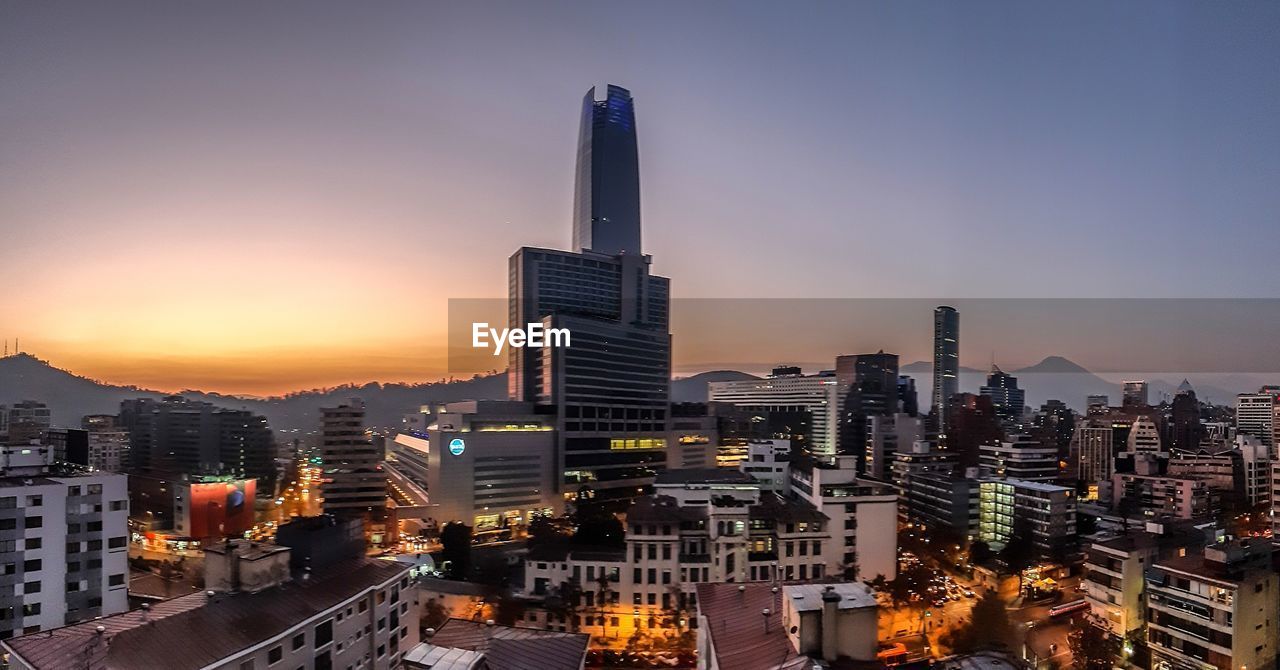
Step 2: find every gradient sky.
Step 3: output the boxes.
[2,1,1278,395]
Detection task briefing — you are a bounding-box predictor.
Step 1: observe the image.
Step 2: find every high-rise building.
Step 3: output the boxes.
[979,363,1025,430]
[943,393,1004,470]
[1236,388,1278,448]
[81,415,130,472]
[978,435,1060,482]
[710,369,842,458]
[508,85,671,503]
[572,85,641,256]
[835,351,900,470]
[319,399,387,516]
[1126,416,1163,454]
[118,396,275,484]
[977,479,1076,557]
[2,400,50,445]
[931,306,959,435]
[897,376,919,417]
[1121,380,1149,408]
[1168,379,1203,452]
[1072,420,1114,485]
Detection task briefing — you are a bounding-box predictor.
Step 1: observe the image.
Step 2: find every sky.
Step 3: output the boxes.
[1,1,1278,395]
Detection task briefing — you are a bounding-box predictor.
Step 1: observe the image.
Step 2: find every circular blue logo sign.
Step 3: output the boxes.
[448,438,466,456]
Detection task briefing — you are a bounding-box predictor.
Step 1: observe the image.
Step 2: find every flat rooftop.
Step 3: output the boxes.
[784,583,877,611]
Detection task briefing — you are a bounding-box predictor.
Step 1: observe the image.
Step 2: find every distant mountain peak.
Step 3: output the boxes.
[1013,356,1091,374]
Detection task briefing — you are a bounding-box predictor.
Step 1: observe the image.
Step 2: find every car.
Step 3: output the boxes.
[964,590,976,597]
[933,598,947,607]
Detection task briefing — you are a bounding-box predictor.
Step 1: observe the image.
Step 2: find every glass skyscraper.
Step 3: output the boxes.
[932,305,959,436]
[572,85,642,256]
[509,84,671,503]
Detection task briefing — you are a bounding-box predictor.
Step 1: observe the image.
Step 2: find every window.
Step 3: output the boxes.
[110,500,127,511]
[0,519,15,531]
[23,581,40,594]
[108,536,126,549]
[25,496,41,507]
[22,604,40,617]
[68,486,81,497]
[24,538,40,550]
[108,574,125,586]
[67,581,81,592]
[88,484,102,495]
[87,521,103,532]
[291,633,305,650]
[23,559,40,572]
[239,660,254,670]
[314,619,333,647]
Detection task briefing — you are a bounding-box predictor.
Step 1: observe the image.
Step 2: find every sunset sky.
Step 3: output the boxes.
[2,2,1278,396]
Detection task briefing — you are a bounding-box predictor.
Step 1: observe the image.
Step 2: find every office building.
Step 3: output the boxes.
[945,393,1004,470]
[2,401,50,445]
[977,478,1077,557]
[709,369,842,457]
[319,399,387,517]
[902,469,979,540]
[932,306,959,435]
[572,84,641,256]
[1169,380,1203,452]
[1147,539,1277,670]
[979,363,1025,430]
[508,87,670,501]
[665,409,718,470]
[1236,388,1278,448]
[1121,380,1149,408]
[2,540,417,670]
[865,413,924,481]
[1126,416,1163,455]
[118,396,275,485]
[1072,420,1114,485]
[836,351,900,470]
[80,415,129,472]
[738,439,791,492]
[423,401,561,530]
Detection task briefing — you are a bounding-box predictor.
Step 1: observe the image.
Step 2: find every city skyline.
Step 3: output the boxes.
[3,2,1279,395]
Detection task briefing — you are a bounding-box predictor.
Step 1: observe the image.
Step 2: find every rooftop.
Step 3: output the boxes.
[408,618,588,670]
[695,582,809,670]
[2,559,409,670]
[750,492,828,524]
[654,468,757,486]
[783,583,877,611]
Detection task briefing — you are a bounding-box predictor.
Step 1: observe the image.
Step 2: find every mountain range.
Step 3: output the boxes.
[0,353,1252,433]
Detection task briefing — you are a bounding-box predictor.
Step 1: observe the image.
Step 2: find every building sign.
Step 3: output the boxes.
[449,438,466,456]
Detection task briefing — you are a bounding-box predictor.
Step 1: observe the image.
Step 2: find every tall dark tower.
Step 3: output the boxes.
[572,85,642,256]
[509,84,670,503]
[932,306,959,436]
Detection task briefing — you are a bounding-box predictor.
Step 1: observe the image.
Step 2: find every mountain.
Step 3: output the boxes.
[671,370,760,403]
[0,353,507,431]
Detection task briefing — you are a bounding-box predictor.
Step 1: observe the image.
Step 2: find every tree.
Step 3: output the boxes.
[547,580,583,631]
[595,573,615,636]
[1069,620,1121,670]
[572,502,625,548]
[969,540,993,565]
[421,597,450,630]
[492,591,526,627]
[999,518,1036,595]
[943,591,1014,654]
[440,522,472,580]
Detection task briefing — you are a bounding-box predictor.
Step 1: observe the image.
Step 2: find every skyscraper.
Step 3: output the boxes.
[319,399,387,516]
[572,85,641,256]
[979,363,1025,430]
[509,84,671,502]
[1121,380,1149,408]
[931,306,959,435]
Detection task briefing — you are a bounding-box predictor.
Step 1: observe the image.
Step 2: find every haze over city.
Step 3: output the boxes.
[3,1,1279,395]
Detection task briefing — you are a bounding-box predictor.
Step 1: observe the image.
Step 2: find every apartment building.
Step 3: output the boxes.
[1082,521,1208,637]
[1146,539,1278,670]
